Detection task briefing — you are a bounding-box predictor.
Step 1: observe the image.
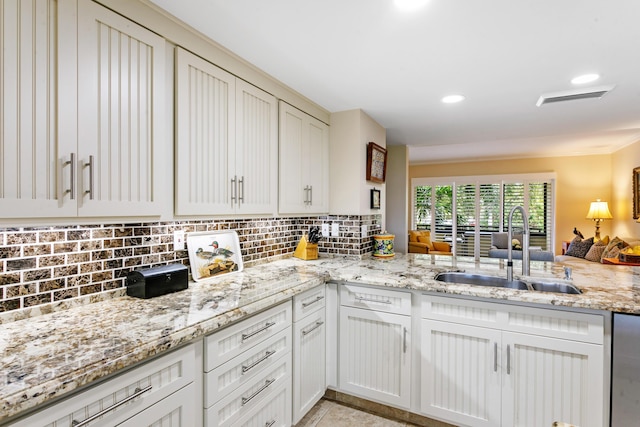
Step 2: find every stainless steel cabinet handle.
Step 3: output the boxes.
[494,342,498,372]
[403,327,408,353]
[355,296,392,305]
[309,185,313,205]
[241,321,276,342]
[71,385,152,426]
[507,344,511,375]
[265,420,276,427]
[302,295,324,308]
[239,176,244,204]
[303,185,310,205]
[242,350,276,374]
[85,155,94,200]
[231,176,237,204]
[65,153,76,200]
[302,321,324,336]
[241,378,275,406]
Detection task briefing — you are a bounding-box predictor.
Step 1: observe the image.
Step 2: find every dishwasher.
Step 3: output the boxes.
[611,313,640,426]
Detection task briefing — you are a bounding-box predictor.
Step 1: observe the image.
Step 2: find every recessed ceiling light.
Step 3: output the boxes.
[394,0,429,12]
[571,73,600,85]
[442,94,465,104]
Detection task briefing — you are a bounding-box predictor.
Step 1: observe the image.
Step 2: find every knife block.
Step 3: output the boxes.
[293,235,318,260]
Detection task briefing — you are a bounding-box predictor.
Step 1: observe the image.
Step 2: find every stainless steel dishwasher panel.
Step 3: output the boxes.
[611,313,640,426]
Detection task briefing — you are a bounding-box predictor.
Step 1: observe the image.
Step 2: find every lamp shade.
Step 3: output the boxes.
[586,199,613,220]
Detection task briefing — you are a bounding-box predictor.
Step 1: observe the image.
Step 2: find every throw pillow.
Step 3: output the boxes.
[565,237,594,258]
[417,235,434,250]
[585,239,607,262]
[601,236,628,261]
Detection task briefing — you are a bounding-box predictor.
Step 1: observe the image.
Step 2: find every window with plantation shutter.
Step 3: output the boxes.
[411,174,555,259]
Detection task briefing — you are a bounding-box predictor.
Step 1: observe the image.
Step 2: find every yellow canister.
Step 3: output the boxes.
[373,233,395,257]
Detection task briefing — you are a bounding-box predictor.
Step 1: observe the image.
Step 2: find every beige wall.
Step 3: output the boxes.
[409,155,614,254]
[611,139,640,240]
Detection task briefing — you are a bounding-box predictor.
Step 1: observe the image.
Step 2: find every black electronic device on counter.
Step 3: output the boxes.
[126,264,189,299]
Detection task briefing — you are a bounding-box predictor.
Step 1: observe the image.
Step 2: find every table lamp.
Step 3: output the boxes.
[586,199,612,241]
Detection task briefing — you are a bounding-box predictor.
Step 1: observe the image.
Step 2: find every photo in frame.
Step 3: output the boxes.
[370,188,381,209]
[366,142,387,183]
[634,166,640,219]
[187,231,243,281]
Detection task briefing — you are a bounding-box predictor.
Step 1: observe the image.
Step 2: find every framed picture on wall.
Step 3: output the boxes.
[371,188,381,209]
[366,142,387,183]
[633,167,640,219]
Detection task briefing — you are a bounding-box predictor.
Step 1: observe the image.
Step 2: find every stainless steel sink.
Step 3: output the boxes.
[529,282,582,294]
[434,272,530,290]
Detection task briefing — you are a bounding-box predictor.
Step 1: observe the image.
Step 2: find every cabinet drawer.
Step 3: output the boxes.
[11,343,198,427]
[205,302,292,371]
[340,283,411,315]
[293,285,326,321]
[423,295,604,344]
[117,382,197,426]
[205,353,291,427]
[232,382,291,427]
[205,328,292,408]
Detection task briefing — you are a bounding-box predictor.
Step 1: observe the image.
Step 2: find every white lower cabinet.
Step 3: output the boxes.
[421,295,606,427]
[338,284,412,409]
[11,342,201,427]
[203,301,292,427]
[292,287,327,424]
[118,383,198,427]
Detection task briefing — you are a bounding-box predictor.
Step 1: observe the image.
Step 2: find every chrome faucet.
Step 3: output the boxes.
[507,206,530,281]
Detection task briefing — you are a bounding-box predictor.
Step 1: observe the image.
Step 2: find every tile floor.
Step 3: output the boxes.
[295,399,422,427]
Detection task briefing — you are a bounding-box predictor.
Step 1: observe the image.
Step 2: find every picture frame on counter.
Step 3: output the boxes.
[371,188,381,209]
[366,142,387,183]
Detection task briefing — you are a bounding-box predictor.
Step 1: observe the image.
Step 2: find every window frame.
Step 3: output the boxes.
[411,173,556,259]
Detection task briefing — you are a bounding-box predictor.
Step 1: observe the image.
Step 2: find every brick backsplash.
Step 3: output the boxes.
[0,215,381,313]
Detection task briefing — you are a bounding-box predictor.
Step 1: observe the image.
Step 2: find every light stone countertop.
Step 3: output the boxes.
[2,253,640,423]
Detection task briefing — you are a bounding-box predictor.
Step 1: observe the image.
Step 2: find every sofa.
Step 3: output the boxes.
[488,232,555,262]
[555,235,640,264]
[408,230,452,255]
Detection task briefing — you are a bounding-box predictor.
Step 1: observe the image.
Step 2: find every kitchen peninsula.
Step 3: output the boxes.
[1,253,635,426]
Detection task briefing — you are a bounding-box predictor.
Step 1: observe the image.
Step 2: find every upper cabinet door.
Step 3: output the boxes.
[235,80,278,215]
[76,0,165,217]
[0,0,76,218]
[174,47,236,216]
[279,102,329,214]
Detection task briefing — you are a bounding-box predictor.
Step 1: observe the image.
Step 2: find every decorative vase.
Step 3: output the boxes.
[373,233,395,257]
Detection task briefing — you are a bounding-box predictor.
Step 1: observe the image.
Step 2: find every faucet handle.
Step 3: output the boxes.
[564,266,572,280]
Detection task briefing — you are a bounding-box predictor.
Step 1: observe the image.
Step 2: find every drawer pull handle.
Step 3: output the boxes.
[494,342,498,372]
[242,350,276,374]
[507,344,511,375]
[302,295,324,308]
[265,420,276,427]
[302,321,324,336]
[242,322,276,342]
[242,378,275,406]
[355,296,392,305]
[403,327,408,353]
[71,385,152,426]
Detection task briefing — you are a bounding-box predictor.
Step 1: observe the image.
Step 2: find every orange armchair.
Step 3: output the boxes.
[408,230,452,255]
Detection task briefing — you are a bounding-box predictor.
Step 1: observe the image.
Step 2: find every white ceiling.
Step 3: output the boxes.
[148,0,640,164]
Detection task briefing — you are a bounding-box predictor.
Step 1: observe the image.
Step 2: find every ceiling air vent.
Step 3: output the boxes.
[536,85,615,107]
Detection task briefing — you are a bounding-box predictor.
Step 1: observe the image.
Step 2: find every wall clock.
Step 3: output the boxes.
[366,142,387,184]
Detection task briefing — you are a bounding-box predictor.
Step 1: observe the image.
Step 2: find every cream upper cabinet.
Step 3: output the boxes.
[1,0,75,218]
[76,0,165,217]
[175,48,277,216]
[0,0,165,219]
[279,101,329,214]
